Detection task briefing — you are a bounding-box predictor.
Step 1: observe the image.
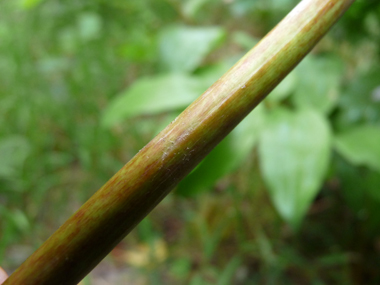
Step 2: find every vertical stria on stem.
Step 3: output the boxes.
[4,0,355,284]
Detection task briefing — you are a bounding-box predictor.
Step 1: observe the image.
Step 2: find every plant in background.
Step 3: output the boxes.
[101,17,346,231]
[1,0,380,283]
[2,0,356,284]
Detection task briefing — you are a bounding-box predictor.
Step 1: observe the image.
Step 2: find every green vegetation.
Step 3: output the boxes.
[1,0,380,284]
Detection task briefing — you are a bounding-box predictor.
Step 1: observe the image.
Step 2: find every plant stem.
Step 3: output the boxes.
[4,0,355,284]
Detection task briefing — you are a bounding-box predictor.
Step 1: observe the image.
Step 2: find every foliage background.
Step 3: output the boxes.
[1,0,380,284]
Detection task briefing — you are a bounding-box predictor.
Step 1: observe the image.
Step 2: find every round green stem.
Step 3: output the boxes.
[4,0,355,284]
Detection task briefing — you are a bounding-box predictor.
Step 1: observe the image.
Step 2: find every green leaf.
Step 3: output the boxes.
[182,0,209,19]
[271,0,298,11]
[291,55,343,114]
[335,159,380,235]
[102,74,208,127]
[266,70,297,104]
[159,25,226,72]
[119,30,156,62]
[169,258,191,278]
[258,108,331,230]
[334,125,380,172]
[153,112,182,137]
[0,136,30,178]
[336,68,380,129]
[18,0,44,9]
[9,209,30,233]
[217,256,241,285]
[194,58,238,88]
[77,13,102,41]
[232,31,260,51]
[177,104,265,196]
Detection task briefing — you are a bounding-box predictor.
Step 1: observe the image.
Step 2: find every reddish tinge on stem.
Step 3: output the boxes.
[4,0,355,284]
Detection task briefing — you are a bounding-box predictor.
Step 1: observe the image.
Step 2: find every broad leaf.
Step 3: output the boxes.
[258,108,331,230]
[195,57,240,86]
[102,74,208,127]
[177,104,265,196]
[232,31,260,51]
[292,55,343,114]
[334,125,380,172]
[266,70,297,104]
[159,25,226,73]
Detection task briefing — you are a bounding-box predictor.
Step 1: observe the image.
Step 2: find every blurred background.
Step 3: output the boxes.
[1,0,380,284]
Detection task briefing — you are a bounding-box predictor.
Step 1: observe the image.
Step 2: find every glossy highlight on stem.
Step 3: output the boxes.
[4,0,356,284]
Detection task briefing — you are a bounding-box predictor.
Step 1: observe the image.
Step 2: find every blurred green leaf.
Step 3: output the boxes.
[0,207,31,263]
[336,68,380,129]
[258,108,331,230]
[0,136,30,178]
[271,0,297,10]
[230,0,297,19]
[177,104,265,196]
[292,55,343,114]
[159,25,226,72]
[266,71,297,104]
[182,0,209,19]
[19,0,44,9]
[230,0,258,17]
[119,30,157,62]
[195,58,237,87]
[9,209,30,234]
[217,256,241,285]
[77,13,102,41]
[334,125,380,172]
[232,31,260,51]
[169,257,192,278]
[364,12,380,38]
[153,112,182,137]
[102,73,208,127]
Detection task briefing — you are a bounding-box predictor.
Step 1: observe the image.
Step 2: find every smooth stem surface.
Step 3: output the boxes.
[4,0,355,284]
